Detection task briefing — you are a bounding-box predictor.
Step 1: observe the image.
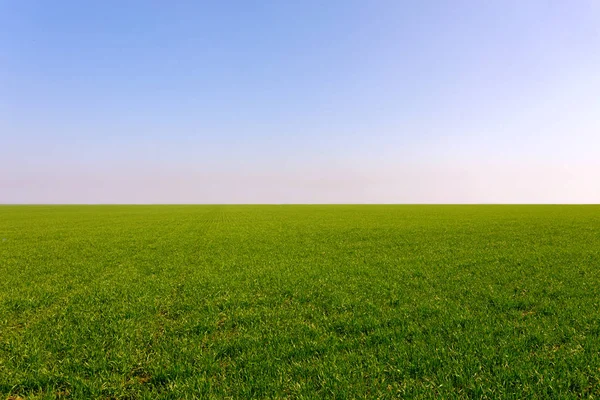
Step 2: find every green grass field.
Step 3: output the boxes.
[1,205,599,399]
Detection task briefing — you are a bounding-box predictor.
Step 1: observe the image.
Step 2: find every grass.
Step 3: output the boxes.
[1,205,599,399]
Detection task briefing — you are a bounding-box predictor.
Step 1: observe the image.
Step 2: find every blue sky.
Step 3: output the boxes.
[2,1,599,203]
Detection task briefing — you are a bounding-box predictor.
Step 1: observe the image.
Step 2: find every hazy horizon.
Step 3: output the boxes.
[2,1,599,204]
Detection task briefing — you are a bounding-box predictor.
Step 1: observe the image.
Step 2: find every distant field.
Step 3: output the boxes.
[1,205,599,399]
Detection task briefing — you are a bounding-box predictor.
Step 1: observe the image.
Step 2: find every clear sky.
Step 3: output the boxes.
[2,1,599,203]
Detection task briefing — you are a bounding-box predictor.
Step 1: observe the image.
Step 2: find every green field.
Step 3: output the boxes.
[1,205,599,399]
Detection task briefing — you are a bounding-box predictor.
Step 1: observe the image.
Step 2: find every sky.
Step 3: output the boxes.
[1,0,599,204]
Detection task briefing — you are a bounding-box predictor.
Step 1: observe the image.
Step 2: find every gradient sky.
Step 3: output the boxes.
[2,1,599,203]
